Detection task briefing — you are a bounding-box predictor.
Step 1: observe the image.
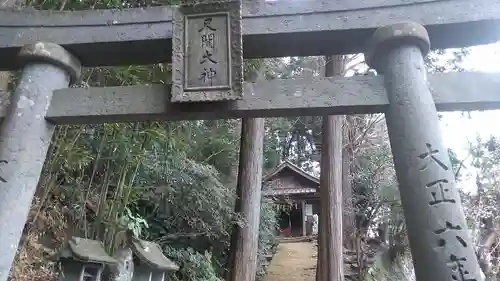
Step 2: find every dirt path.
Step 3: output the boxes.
[265,242,317,281]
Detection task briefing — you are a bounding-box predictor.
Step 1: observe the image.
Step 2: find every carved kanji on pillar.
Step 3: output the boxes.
[365,22,483,281]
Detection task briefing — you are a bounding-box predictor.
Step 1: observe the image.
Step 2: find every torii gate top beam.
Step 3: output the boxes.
[0,0,500,69]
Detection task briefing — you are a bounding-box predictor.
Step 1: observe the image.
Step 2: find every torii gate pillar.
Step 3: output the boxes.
[0,42,81,281]
[366,22,483,281]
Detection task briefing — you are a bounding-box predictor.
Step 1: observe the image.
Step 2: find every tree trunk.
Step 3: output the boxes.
[316,207,323,281]
[227,118,265,281]
[319,114,344,281]
[316,55,345,281]
[342,119,355,250]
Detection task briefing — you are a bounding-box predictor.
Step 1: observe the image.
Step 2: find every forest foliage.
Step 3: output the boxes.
[10,0,276,280]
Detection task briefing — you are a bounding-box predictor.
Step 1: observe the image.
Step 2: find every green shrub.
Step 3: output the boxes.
[164,247,223,281]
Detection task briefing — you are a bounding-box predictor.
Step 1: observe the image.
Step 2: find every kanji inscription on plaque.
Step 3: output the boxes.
[172,0,243,102]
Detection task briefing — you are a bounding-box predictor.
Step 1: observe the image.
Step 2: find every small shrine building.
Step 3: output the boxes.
[262,161,320,237]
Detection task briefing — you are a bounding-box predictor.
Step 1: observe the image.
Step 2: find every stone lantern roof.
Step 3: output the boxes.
[58,236,117,265]
[131,239,179,271]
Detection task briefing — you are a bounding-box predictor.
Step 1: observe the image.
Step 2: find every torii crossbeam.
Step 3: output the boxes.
[43,72,500,124]
[0,0,499,68]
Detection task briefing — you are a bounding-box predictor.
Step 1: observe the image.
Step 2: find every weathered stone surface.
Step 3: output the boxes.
[171,0,243,102]
[365,21,430,73]
[185,15,230,89]
[18,42,81,83]
[109,247,134,281]
[0,0,500,68]
[59,237,117,265]
[0,42,80,281]
[42,71,500,124]
[131,239,179,271]
[367,23,482,281]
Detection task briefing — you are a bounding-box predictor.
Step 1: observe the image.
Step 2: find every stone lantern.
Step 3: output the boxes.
[57,236,117,281]
[131,239,179,281]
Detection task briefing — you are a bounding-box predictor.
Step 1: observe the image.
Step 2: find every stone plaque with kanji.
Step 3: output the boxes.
[172,0,243,102]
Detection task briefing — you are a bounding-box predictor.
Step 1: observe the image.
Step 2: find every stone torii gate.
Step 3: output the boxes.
[1,1,500,281]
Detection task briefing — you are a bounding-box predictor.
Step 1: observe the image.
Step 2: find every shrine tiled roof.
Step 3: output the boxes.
[262,161,319,196]
[262,187,318,196]
[262,161,319,185]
